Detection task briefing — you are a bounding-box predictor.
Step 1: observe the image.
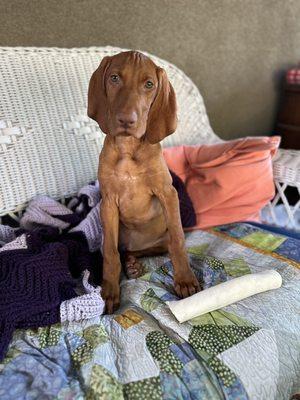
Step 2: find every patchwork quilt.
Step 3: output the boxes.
[0,223,300,399]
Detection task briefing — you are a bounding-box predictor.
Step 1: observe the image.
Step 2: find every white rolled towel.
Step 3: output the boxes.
[167,270,282,323]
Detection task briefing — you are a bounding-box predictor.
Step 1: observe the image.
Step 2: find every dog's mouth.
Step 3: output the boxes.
[115,126,137,137]
[117,131,131,137]
[113,124,145,139]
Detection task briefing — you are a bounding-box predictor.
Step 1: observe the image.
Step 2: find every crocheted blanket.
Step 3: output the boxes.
[0,180,106,361]
[0,174,195,361]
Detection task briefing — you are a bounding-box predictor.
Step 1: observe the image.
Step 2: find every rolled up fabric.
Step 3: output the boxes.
[167,270,282,323]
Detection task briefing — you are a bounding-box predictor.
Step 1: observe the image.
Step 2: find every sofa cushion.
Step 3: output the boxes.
[163,136,280,230]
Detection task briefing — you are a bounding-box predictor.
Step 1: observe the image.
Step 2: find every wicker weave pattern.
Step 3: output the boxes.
[1,46,300,231]
[261,149,300,230]
[0,46,218,216]
[273,149,300,185]
[0,120,33,152]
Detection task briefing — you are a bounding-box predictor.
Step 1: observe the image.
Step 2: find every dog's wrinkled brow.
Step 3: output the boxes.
[109,51,156,73]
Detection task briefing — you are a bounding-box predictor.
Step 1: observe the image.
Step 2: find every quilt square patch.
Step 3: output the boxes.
[169,342,196,365]
[241,231,286,251]
[275,237,300,262]
[114,309,144,329]
[215,224,257,238]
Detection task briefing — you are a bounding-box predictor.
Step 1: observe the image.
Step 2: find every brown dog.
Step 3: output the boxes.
[88,51,200,313]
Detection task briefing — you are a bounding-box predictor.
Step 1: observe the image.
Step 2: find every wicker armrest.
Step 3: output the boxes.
[272,148,300,187]
[261,148,300,231]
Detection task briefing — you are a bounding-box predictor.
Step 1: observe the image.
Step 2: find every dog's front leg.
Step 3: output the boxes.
[100,197,121,314]
[154,186,200,298]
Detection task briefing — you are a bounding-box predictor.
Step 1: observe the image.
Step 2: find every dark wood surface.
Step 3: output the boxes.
[276,84,300,149]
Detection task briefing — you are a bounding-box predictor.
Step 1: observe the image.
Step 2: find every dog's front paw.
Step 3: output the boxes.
[101,280,120,314]
[174,270,200,298]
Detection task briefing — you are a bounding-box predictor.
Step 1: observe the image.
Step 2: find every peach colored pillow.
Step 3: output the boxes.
[163,136,280,230]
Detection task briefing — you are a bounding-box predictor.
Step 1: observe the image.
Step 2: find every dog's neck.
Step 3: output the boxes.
[112,135,144,158]
[100,133,165,182]
[104,134,160,162]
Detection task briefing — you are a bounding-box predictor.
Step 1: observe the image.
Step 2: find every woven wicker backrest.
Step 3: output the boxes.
[0,46,219,216]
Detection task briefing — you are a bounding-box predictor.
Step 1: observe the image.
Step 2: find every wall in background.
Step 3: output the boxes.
[0,0,299,139]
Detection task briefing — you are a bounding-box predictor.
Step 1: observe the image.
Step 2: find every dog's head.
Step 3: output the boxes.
[87,51,177,144]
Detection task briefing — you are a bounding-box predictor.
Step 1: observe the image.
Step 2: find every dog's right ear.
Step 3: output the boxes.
[87,56,111,134]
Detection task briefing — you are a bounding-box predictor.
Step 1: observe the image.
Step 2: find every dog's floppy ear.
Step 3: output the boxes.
[87,56,111,134]
[146,67,177,144]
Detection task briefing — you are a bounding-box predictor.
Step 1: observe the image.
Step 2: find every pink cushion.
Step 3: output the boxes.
[163,136,280,230]
[286,68,300,85]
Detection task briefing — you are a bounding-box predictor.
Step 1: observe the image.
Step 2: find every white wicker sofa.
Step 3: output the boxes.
[1,47,300,400]
[0,46,299,230]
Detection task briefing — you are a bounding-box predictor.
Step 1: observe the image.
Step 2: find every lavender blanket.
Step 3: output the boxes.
[0,173,195,361]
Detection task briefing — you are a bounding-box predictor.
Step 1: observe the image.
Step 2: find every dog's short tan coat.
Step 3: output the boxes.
[88,51,199,313]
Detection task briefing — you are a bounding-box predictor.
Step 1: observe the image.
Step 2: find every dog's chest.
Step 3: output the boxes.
[115,157,141,182]
[112,157,162,224]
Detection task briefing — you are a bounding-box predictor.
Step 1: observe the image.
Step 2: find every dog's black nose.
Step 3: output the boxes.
[117,112,138,128]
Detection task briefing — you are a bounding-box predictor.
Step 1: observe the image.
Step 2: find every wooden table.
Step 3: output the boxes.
[276,84,300,150]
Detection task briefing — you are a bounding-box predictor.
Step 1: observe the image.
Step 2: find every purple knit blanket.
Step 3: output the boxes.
[0,173,195,360]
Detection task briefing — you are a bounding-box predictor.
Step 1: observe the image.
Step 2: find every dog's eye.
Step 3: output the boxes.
[145,80,154,89]
[110,74,120,83]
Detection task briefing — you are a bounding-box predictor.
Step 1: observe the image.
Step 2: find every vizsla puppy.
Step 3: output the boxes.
[88,51,200,313]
